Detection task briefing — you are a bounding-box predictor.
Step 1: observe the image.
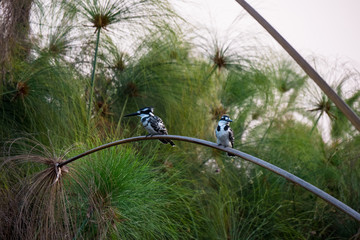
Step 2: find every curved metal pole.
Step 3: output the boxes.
[235,0,360,132]
[58,135,360,222]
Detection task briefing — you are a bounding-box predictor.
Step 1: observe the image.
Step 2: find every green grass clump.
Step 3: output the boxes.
[1,0,359,238]
[69,146,200,239]
[0,138,202,239]
[0,56,87,144]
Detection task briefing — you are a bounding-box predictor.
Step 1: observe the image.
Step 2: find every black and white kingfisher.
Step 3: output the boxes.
[215,115,235,156]
[124,107,175,146]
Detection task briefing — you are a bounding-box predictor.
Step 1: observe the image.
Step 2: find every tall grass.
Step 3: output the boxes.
[0,0,359,239]
[0,137,74,239]
[0,56,88,144]
[0,136,202,239]
[69,145,200,239]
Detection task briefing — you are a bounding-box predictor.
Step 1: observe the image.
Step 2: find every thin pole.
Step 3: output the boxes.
[87,29,101,127]
[234,0,360,132]
[58,135,360,222]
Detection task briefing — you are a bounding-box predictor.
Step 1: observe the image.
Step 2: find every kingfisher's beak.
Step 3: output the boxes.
[124,112,140,117]
[227,119,233,122]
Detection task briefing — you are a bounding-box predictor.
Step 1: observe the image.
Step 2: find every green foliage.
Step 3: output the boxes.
[0,56,87,144]
[0,0,359,239]
[69,146,199,239]
[330,86,360,139]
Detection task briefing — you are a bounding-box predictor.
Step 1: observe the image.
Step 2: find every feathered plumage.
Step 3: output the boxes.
[125,107,175,146]
[215,115,235,156]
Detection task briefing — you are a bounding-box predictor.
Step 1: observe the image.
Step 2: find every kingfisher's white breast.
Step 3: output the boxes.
[216,126,232,147]
[141,117,157,134]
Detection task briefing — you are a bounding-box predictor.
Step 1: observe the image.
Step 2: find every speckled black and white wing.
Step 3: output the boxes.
[225,126,235,156]
[148,115,168,135]
[228,127,234,148]
[148,115,175,146]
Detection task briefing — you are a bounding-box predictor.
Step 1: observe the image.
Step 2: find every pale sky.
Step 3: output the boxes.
[171,0,360,72]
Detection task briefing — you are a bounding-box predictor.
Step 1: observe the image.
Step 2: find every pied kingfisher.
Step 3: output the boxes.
[215,115,235,156]
[124,107,175,146]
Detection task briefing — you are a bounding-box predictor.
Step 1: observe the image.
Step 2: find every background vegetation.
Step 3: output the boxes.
[1,0,359,239]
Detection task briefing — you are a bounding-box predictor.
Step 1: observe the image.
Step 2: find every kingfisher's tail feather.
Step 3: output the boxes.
[159,139,175,146]
[168,140,175,147]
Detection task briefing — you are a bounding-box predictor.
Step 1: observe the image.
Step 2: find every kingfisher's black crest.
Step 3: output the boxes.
[124,107,175,147]
[139,107,154,115]
[220,115,232,122]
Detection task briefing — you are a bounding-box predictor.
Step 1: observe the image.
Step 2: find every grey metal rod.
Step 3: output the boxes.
[59,135,360,222]
[235,0,360,132]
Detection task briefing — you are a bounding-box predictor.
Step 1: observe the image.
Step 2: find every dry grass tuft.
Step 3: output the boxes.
[211,104,228,120]
[11,81,30,101]
[0,137,75,239]
[124,82,140,97]
[309,95,337,120]
[92,13,111,31]
[212,47,227,70]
